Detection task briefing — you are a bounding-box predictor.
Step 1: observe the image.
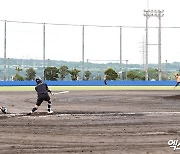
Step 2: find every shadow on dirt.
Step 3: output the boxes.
[162,95,180,100]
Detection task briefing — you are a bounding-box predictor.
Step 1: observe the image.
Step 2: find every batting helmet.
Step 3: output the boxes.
[35,77,42,84]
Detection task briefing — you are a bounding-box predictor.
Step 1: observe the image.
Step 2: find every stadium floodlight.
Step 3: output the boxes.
[143,9,164,81]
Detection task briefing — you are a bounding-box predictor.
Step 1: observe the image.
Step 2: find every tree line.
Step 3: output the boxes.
[14,65,118,81]
[13,65,172,81]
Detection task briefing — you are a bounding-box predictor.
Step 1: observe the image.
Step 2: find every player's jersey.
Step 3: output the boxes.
[176,76,180,82]
[35,82,49,96]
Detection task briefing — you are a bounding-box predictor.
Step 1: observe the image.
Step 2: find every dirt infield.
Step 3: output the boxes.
[0,90,180,154]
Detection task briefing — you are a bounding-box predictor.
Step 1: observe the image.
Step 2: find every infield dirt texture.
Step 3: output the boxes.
[0,90,180,153]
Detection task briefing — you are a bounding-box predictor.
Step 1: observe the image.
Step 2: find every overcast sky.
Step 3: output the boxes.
[0,0,180,65]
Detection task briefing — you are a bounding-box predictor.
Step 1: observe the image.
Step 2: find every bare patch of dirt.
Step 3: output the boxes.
[0,90,180,153]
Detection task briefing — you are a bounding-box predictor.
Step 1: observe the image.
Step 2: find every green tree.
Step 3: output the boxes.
[14,65,24,81]
[148,68,158,80]
[59,65,69,80]
[26,68,36,80]
[69,68,80,81]
[127,70,145,80]
[14,73,24,81]
[127,70,137,80]
[147,68,167,81]
[84,70,91,80]
[104,68,118,80]
[44,67,59,81]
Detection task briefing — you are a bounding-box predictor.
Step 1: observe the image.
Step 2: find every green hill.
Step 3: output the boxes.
[0,58,179,80]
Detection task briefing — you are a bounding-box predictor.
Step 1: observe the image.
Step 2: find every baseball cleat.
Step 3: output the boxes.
[1,106,8,114]
[27,111,32,115]
[47,110,54,114]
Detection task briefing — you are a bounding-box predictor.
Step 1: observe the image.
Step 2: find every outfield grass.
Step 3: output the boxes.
[0,86,178,91]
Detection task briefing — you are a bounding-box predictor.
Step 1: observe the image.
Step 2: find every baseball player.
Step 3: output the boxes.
[27,77,53,115]
[174,73,180,89]
[104,75,107,86]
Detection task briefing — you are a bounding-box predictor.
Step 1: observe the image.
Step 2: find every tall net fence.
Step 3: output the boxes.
[0,20,180,80]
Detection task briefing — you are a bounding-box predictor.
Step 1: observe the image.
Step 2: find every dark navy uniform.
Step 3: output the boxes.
[27,77,53,115]
[35,82,51,106]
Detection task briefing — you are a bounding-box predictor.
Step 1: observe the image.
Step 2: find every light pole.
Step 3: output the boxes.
[144,10,149,81]
[43,23,46,80]
[120,26,123,80]
[7,58,10,80]
[165,60,168,80]
[4,20,7,81]
[82,25,85,80]
[143,10,164,81]
[47,59,50,67]
[86,59,89,71]
[125,60,128,80]
[158,10,164,81]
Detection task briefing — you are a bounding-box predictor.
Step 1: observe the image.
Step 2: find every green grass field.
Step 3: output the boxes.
[0,86,178,91]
